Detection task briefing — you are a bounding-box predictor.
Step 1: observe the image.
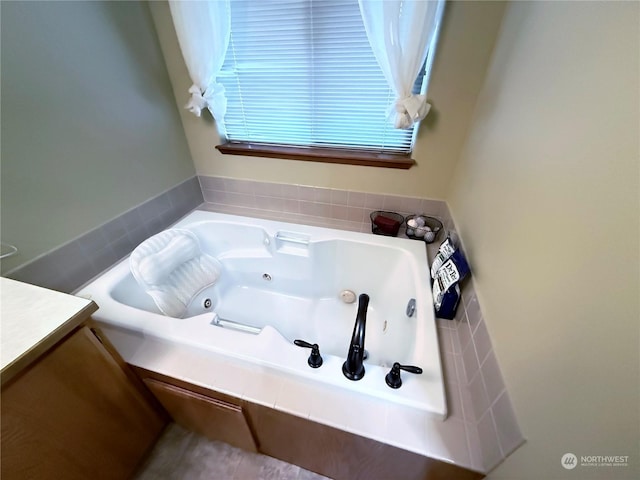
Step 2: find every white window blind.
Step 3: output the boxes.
[218,0,439,154]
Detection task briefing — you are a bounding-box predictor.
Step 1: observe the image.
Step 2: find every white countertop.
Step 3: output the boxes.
[1,278,97,382]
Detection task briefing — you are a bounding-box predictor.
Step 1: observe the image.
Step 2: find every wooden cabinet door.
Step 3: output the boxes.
[244,402,483,480]
[1,326,166,480]
[143,378,258,453]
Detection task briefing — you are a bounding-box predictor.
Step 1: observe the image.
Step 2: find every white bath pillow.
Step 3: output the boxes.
[137,235,199,285]
[130,229,222,318]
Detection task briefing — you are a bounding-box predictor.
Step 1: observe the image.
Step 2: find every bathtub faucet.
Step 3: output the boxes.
[342,293,370,381]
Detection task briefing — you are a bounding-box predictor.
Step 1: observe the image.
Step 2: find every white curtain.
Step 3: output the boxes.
[358,0,444,129]
[169,0,231,120]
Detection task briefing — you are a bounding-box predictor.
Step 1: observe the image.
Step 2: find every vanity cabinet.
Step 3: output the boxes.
[134,367,483,480]
[1,325,167,480]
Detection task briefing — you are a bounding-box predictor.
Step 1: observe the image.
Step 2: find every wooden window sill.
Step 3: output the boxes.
[216,142,415,169]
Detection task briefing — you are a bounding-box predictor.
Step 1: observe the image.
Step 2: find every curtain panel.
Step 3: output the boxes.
[358,0,445,129]
[169,0,231,123]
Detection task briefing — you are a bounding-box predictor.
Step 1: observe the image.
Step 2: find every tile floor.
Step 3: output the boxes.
[135,424,332,480]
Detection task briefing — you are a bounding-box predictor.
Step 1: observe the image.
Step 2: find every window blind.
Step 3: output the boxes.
[218,0,436,154]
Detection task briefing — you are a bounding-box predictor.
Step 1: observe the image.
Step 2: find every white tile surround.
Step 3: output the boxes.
[108,328,477,471]
[192,175,524,473]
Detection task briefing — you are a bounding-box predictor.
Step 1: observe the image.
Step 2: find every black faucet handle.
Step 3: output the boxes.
[294,339,314,349]
[398,363,423,374]
[385,362,423,389]
[294,339,323,368]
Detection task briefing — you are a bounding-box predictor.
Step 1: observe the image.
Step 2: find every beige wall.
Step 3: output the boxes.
[447,1,639,478]
[149,1,506,199]
[1,1,195,273]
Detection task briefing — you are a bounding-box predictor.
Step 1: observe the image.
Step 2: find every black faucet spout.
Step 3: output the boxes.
[342,293,369,381]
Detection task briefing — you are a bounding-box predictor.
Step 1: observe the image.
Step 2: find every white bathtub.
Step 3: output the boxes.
[78,210,446,417]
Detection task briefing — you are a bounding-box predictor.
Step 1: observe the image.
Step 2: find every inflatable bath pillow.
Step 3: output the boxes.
[130,229,222,318]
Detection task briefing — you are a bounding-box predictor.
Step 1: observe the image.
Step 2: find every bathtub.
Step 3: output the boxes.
[78,210,446,418]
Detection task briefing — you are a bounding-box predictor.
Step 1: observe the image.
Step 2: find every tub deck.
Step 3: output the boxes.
[79,211,446,416]
[75,209,489,473]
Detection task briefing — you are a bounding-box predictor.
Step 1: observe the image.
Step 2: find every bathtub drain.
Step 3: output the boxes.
[262,273,272,281]
[203,298,212,309]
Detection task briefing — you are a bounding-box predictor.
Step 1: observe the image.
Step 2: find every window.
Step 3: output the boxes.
[216,0,442,167]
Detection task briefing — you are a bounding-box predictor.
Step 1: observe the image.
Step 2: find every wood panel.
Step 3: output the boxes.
[144,378,258,453]
[88,321,169,419]
[1,326,166,480]
[244,402,484,480]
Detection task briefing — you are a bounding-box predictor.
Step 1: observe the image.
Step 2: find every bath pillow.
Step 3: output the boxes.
[130,229,222,318]
[137,235,199,285]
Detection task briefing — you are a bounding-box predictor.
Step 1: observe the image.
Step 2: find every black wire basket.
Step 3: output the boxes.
[370,211,405,237]
[404,214,443,243]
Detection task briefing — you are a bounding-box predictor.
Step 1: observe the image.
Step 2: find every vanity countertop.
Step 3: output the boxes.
[0,278,98,385]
